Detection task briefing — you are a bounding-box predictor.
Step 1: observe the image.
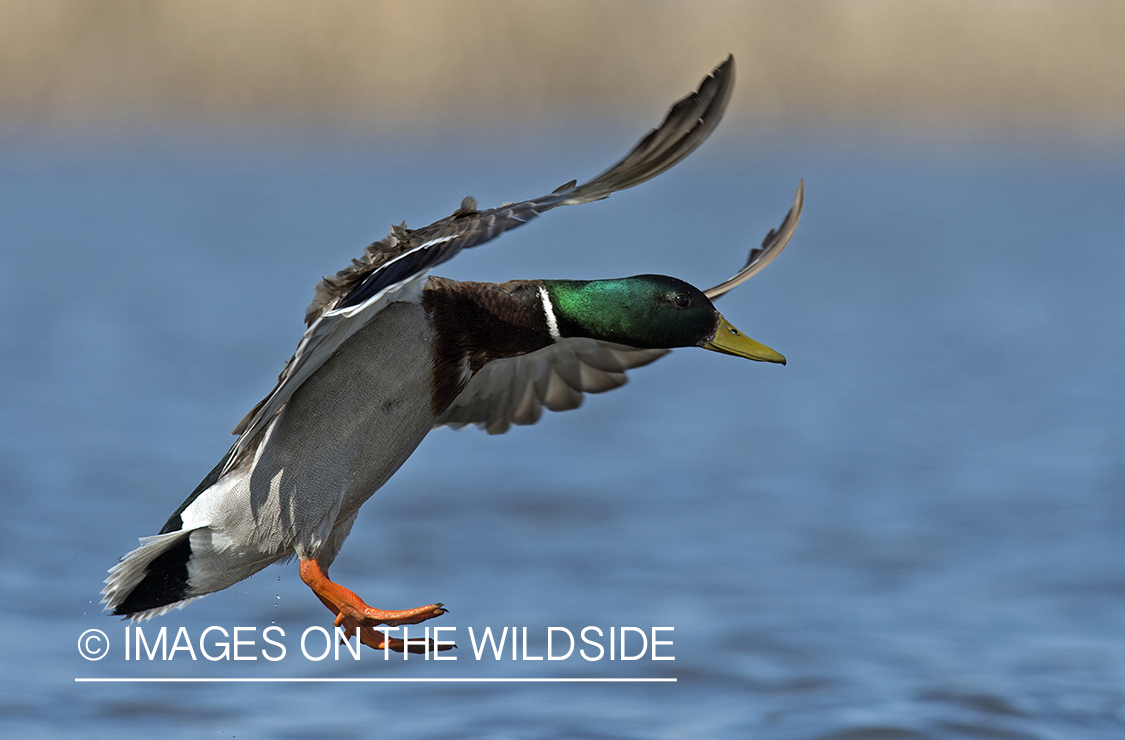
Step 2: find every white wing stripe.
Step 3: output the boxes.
[417,234,457,250]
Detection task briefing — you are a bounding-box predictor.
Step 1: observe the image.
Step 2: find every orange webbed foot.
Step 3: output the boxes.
[299,558,449,652]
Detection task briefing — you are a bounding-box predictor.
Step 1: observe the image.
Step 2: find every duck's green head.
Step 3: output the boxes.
[542,275,785,364]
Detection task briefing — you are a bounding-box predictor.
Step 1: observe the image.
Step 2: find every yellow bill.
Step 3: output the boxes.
[701,315,786,365]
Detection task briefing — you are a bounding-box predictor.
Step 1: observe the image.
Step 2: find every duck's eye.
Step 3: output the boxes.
[673,293,691,308]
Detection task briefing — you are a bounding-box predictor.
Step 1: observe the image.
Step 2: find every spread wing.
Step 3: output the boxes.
[223,56,736,471]
[437,181,804,434]
[705,180,803,299]
[437,339,670,435]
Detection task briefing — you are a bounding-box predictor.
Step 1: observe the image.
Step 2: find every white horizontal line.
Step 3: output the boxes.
[76,677,675,683]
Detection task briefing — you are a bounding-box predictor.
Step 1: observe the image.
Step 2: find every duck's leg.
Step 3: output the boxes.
[299,558,450,653]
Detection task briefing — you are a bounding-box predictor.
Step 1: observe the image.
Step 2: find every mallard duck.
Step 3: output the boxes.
[103,56,803,652]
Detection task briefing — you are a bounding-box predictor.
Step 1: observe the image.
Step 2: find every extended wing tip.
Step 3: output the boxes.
[717,54,735,77]
[712,54,735,99]
[789,179,805,227]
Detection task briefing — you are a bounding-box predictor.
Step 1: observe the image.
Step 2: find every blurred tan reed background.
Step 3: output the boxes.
[3,0,1125,136]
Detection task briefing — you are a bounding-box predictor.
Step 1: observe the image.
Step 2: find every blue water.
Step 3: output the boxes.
[1,128,1123,739]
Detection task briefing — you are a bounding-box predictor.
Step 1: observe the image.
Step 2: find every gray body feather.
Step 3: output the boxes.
[105,301,435,616]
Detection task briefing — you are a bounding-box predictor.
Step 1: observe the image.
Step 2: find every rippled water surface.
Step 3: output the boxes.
[2,130,1123,739]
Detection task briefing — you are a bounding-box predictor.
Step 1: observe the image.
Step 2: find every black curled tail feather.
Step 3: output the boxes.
[103,529,195,619]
